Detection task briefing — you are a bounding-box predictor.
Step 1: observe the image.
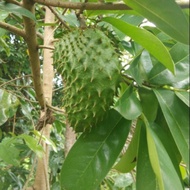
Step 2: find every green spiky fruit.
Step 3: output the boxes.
[54,28,122,132]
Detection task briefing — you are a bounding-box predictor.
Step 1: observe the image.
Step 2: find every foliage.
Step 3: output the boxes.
[0,0,189,190]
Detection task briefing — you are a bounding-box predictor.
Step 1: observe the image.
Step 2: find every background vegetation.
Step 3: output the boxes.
[0,0,189,189]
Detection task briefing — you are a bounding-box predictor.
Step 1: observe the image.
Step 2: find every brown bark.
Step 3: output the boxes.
[33,7,55,190]
[64,121,76,157]
[33,0,189,10]
[22,0,45,109]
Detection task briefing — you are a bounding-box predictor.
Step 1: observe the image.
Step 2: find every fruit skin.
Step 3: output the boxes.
[54,28,122,132]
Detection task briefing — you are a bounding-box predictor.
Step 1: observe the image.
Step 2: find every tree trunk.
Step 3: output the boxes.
[64,121,76,157]
[33,7,54,190]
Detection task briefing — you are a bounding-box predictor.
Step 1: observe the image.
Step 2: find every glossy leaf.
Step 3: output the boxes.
[136,124,158,190]
[149,43,189,87]
[175,91,189,107]
[153,89,189,169]
[0,89,20,125]
[0,2,36,21]
[144,119,184,190]
[114,85,142,120]
[114,120,141,173]
[103,17,175,74]
[60,110,131,190]
[124,0,189,44]
[139,88,158,122]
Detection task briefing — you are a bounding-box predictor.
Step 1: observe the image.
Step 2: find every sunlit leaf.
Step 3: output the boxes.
[114,120,141,173]
[136,124,158,190]
[143,116,184,190]
[60,110,131,190]
[20,134,44,157]
[124,0,189,44]
[103,17,175,74]
[0,89,20,125]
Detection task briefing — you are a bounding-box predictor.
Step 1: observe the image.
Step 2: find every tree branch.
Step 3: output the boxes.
[0,21,26,38]
[33,0,189,10]
[22,0,45,109]
[33,0,131,10]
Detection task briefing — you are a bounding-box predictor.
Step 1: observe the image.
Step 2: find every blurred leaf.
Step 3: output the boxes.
[20,99,32,120]
[124,0,189,44]
[114,85,142,120]
[175,91,189,107]
[136,124,158,190]
[0,38,10,56]
[0,89,20,125]
[153,89,189,169]
[60,109,131,190]
[103,17,175,74]
[33,130,57,152]
[144,118,184,190]
[0,10,9,21]
[0,2,36,21]
[139,88,158,121]
[20,134,44,157]
[114,173,134,188]
[0,138,20,166]
[114,120,141,173]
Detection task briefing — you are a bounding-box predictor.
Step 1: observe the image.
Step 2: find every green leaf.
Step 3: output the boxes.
[144,118,184,190]
[0,89,20,125]
[0,138,20,166]
[33,130,57,153]
[136,124,158,190]
[153,89,189,169]
[114,120,141,173]
[124,0,189,44]
[149,42,189,87]
[20,134,44,157]
[139,88,158,122]
[20,99,32,120]
[175,91,189,107]
[114,85,142,120]
[0,2,36,21]
[103,17,175,74]
[60,110,131,190]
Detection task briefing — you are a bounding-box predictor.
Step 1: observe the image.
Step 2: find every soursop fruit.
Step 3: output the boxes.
[54,28,122,132]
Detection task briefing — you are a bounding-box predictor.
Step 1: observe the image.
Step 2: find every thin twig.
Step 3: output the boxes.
[0,74,32,88]
[47,6,70,30]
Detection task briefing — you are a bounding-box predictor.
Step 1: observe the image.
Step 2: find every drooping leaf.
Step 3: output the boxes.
[124,0,189,44]
[175,91,189,107]
[0,2,36,21]
[60,110,131,190]
[20,99,32,120]
[149,43,189,87]
[114,85,142,120]
[103,17,175,74]
[139,87,158,122]
[114,120,141,173]
[143,116,184,190]
[20,134,44,157]
[0,89,20,125]
[136,124,158,190]
[153,89,189,169]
